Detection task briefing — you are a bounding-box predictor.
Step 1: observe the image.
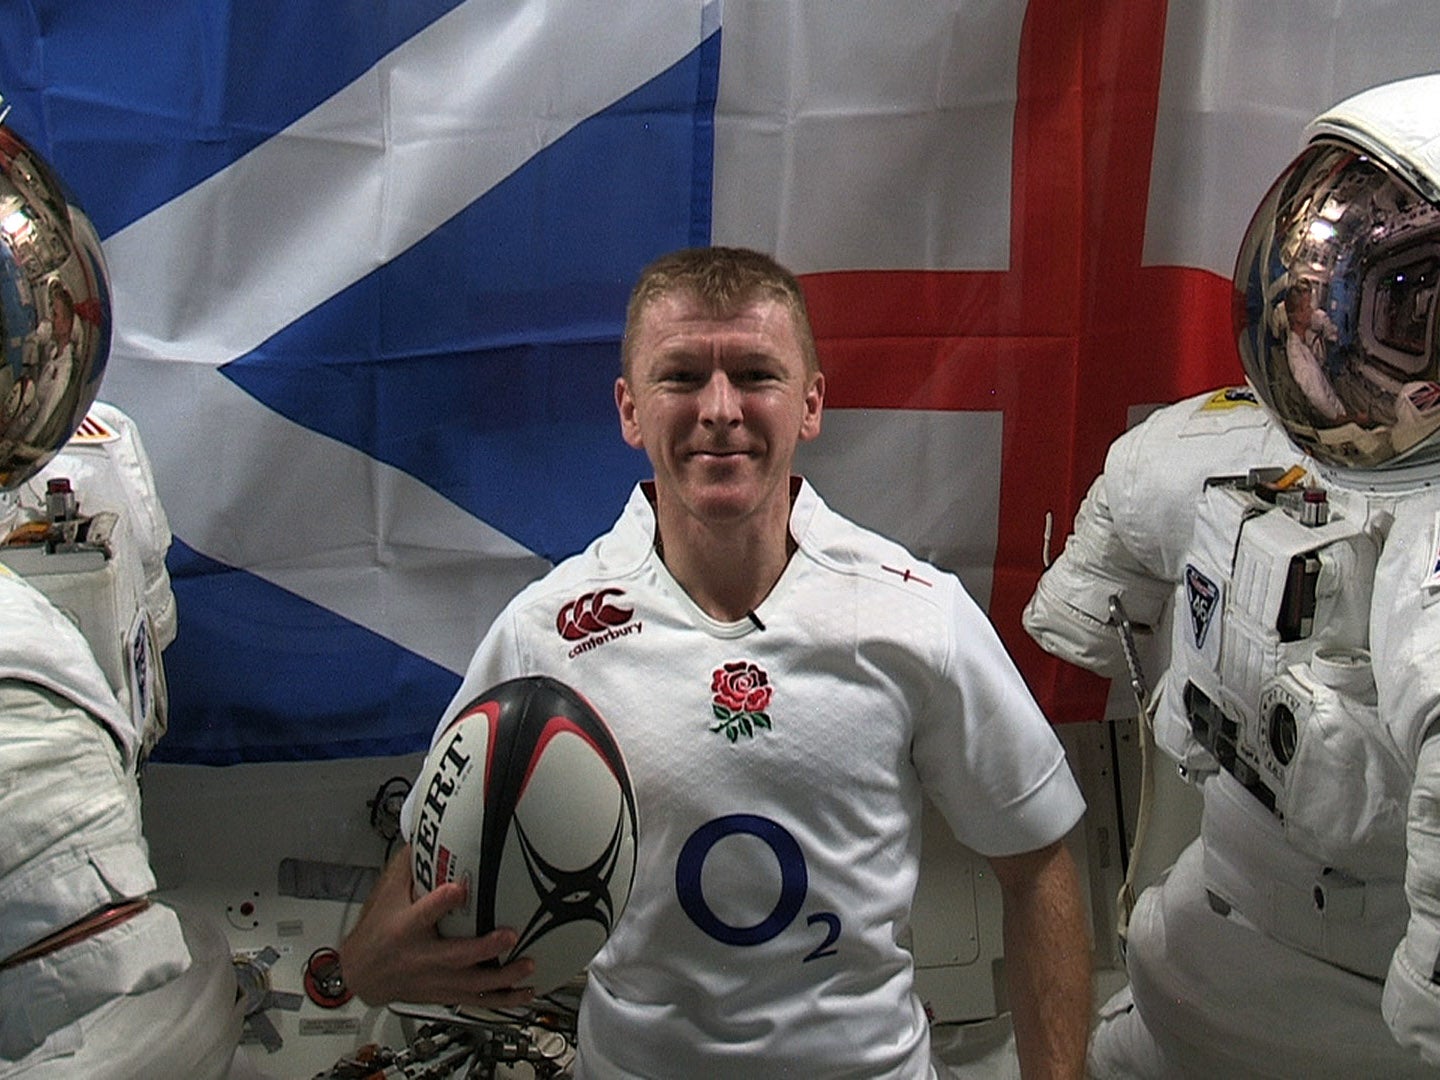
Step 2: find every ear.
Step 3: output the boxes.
[799,371,824,442]
[616,376,645,449]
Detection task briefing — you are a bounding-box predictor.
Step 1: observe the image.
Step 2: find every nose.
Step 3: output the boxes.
[698,370,742,427]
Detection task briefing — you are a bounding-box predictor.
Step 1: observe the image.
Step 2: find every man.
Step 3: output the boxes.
[341,246,1090,1078]
[1283,280,1346,423]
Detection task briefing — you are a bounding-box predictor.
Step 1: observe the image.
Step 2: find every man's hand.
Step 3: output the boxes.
[338,845,536,1008]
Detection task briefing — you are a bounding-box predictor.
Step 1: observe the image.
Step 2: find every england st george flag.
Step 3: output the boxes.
[2,0,1438,762]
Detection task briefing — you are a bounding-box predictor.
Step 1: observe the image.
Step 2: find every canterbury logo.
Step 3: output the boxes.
[556,589,634,641]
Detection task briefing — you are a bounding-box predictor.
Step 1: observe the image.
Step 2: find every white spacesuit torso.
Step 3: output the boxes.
[1026,386,1440,1075]
[0,403,241,1075]
[1167,459,1438,969]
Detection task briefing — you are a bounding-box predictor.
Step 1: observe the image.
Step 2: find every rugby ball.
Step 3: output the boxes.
[410,675,637,996]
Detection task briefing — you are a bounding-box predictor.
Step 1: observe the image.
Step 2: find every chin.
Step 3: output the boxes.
[692,495,757,523]
[678,484,763,525]
[666,467,785,525]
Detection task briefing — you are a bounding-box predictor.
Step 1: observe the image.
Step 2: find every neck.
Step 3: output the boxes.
[652,499,794,623]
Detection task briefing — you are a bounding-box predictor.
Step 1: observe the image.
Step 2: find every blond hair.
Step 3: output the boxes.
[621,246,819,378]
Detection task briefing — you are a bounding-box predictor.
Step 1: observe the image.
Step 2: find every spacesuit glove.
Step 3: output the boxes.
[1024,474,1170,679]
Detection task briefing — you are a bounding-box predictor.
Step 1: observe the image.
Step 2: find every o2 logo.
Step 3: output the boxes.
[675,813,841,962]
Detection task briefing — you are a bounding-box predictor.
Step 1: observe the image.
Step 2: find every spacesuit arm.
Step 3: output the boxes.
[1023,470,1172,682]
[1384,730,1440,1065]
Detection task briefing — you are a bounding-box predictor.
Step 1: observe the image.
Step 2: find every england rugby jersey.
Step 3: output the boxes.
[434,479,1085,1079]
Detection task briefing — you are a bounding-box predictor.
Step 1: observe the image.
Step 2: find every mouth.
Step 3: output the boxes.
[686,446,753,462]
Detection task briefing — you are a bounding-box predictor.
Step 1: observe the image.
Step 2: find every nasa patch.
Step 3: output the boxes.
[1184,563,1221,649]
[1424,511,1440,598]
[1199,386,1259,411]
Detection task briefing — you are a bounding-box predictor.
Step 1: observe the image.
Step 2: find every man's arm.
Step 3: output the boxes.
[989,839,1091,1079]
[338,844,535,1008]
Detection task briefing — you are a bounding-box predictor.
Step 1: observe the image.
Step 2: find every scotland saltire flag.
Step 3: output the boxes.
[2,1,1439,762]
[2,1,719,761]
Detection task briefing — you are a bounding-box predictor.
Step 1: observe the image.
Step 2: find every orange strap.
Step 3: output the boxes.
[0,898,152,971]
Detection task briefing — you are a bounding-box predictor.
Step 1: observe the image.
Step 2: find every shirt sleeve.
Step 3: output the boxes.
[912,580,1086,858]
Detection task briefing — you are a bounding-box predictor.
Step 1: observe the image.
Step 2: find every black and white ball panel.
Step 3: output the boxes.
[410,675,637,996]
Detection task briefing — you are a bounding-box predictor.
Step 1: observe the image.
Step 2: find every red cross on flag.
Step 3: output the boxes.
[734,0,1440,722]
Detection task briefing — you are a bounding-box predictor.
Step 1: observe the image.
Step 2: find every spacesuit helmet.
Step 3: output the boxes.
[0,104,111,492]
[1233,73,1440,479]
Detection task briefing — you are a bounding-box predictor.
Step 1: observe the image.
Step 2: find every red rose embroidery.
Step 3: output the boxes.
[709,661,773,742]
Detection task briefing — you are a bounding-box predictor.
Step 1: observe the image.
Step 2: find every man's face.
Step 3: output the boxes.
[1289,293,1313,329]
[52,301,73,342]
[616,290,824,531]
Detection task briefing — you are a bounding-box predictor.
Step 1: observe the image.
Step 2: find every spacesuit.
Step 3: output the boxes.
[1025,74,1440,1077]
[0,114,240,1075]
